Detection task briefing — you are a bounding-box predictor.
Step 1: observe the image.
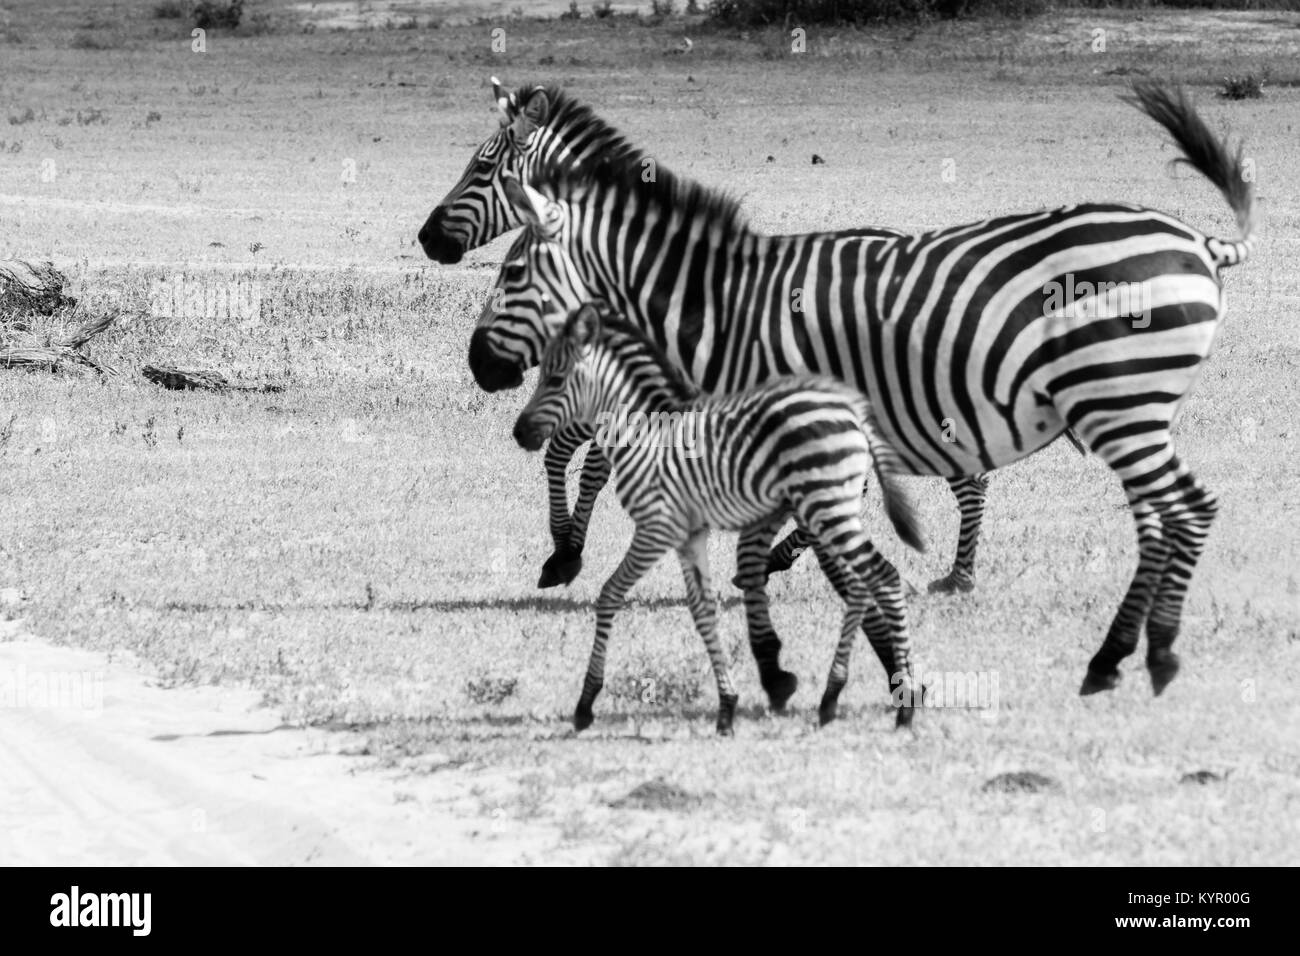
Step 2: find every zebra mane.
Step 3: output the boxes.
[594,311,699,406]
[522,86,750,237]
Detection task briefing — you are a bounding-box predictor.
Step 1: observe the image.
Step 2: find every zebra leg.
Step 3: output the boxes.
[565,443,612,555]
[1145,469,1218,696]
[538,424,595,589]
[805,544,868,727]
[763,526,815,580]
[927,475,988,594]
[677,528,739,735]
[811,537,917,728]
[575,522,673,731]
[1081,495,1166,694]
[734,518,798,711]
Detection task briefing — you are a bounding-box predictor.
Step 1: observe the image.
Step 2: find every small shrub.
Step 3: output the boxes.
[592,0,613,15]
[1220,73,1265,100]
[8,107,35,126]
[651,0,677,14]
[70,32,113,50]
[561,0,582,19]
[152,0,185,18]
[465,676,518,705]
[193,0,243,30]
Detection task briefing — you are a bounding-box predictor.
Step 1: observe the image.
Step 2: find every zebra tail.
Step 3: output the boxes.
[1125,80,1256,264]
[852,398,927,554]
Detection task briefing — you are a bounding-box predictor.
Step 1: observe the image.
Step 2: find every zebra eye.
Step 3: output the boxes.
[546,375,564,388]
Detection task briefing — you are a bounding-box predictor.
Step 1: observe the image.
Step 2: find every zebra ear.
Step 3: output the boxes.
[491,76,513,123]
[510,88,548,144]
[567,303,602,348]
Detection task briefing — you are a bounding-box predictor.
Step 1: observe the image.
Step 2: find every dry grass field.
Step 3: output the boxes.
[0,0,1297,864]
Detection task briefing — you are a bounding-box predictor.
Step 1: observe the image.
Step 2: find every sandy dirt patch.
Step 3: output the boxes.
[0,636,582,865]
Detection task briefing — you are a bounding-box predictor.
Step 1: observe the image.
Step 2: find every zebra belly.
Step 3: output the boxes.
[609,452,785,535]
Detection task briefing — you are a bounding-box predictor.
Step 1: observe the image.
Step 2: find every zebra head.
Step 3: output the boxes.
[468,175,593,392]
[512,302,607,451]
[417,78,551,264]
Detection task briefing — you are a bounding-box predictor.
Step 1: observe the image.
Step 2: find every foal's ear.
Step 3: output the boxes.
[566,303,602,348]
[510,87,549,144]
[501,173,550,229]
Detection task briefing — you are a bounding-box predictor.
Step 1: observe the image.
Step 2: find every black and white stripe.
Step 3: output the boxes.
[474,82,1256,699]
[513,302,926,732]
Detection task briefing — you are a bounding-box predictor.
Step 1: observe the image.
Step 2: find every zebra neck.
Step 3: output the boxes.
[590,348,689,420]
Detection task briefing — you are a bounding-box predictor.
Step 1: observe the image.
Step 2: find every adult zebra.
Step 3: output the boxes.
[471,82,1255,701]
[418,80,991,594]
[514,301,927,732]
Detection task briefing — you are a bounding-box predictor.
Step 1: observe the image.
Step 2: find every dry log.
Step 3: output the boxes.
[141,365,283,393]
[0,312,117,378]
[0,345,115,378]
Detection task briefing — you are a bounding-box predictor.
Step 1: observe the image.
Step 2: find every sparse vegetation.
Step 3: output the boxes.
[193,0,243,30]
[1220,72,1266,99]
[70,32,115,50]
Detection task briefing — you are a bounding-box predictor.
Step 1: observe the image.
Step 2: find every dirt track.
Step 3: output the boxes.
[0,636,567,866]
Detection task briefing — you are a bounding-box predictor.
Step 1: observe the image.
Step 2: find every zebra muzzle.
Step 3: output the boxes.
[417,207,466,264]
[513,415,546,451]
[468,328,524,392]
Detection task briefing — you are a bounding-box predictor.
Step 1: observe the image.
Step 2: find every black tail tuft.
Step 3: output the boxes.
[1125,80,1255,243]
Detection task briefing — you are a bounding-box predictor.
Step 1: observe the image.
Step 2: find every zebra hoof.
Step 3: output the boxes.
[538,548,583,589]
[716,695,738,736]
[762,670,798,712]
[927,571,975,595]
[1147,651,1181,696]
[1079,668,1121,696]
[894,705,915,730]
[817,679,846,727]
[817,699,838,727]
[573,702,595,732]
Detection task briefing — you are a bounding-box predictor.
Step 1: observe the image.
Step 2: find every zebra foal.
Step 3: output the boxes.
[513,302,927,733]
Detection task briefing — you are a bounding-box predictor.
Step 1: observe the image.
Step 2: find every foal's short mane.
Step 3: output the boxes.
[594,311,699,406]
[522,85,751,239]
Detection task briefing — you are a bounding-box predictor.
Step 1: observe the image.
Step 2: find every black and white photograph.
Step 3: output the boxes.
[0,0,1295,890]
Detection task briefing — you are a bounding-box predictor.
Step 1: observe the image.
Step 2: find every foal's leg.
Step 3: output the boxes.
[762,525,814,581]
[806,541,871,727]
[565,445,612,560]
[734,518,798,711]
[575,522,673,731]
[538,423,594,588]
[678,528,739,735]
[765,472,990,598]
[810,535,916,728]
